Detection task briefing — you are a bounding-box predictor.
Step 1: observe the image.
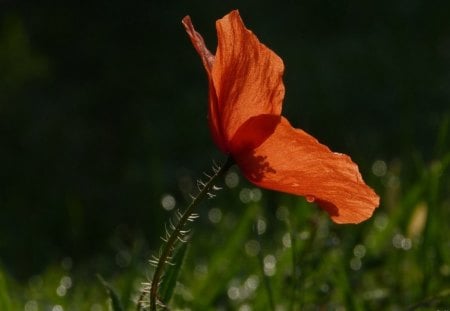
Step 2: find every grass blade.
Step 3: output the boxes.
[159,242,188,305]
[97,274,124,311]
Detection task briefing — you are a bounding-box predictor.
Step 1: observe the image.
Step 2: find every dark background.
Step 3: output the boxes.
[1,0,449,279]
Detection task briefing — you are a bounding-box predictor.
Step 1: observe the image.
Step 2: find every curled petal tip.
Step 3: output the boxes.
[182,15,215,73]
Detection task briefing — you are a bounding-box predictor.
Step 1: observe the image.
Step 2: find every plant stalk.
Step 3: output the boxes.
[148,156,234,311]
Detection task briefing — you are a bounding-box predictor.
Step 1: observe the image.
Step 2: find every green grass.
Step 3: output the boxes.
[2,145,450,311]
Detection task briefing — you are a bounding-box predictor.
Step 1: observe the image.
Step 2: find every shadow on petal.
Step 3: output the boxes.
[230,114,281,153]
[231,116,378,224]
[239,153,277,182]
[316,199,339,218]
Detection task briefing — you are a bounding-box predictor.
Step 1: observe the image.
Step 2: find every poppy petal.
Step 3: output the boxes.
[232,115,380,224]
[182,16,214,74]
[182,15,227,152]
[212,10,285,146]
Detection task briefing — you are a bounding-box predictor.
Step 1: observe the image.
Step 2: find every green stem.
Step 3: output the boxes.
[148,156,234,311]
[258,250,276,311]
[287,219,298,311]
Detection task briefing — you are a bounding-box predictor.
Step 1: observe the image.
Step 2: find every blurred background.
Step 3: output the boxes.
[1,0,449,309]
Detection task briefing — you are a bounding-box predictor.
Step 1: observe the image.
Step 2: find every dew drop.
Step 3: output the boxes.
[227,285,240,300]
[256,218,267,235]
[161,194,176,211]
[245,240,260,256]
[350,257,362,270]
[263,254,277,276]
[306,196,315,203]
[25,300,38,311]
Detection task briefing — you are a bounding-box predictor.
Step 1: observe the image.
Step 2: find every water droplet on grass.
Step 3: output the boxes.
[245,240,260,256]
[25,300,38,311]
[350,257,362,270]
[282,233,291,248]
[263,255,277,276]
[306,196,315,203]
[353,244,366,258]
[161,194,176,211]
[208,207,222,224]
[256,218,266,235]
[227,285,240,300]
[372,160,387,177]
[225,171,239,188]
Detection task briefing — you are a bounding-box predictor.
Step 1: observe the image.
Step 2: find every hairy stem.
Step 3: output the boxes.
[147,156,234,311]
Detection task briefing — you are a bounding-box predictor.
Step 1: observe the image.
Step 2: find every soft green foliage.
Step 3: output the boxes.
[3,147,449,310]
[0,268,16,311]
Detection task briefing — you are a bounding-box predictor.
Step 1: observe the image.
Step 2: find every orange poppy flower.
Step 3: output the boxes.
[182,10,379,224]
